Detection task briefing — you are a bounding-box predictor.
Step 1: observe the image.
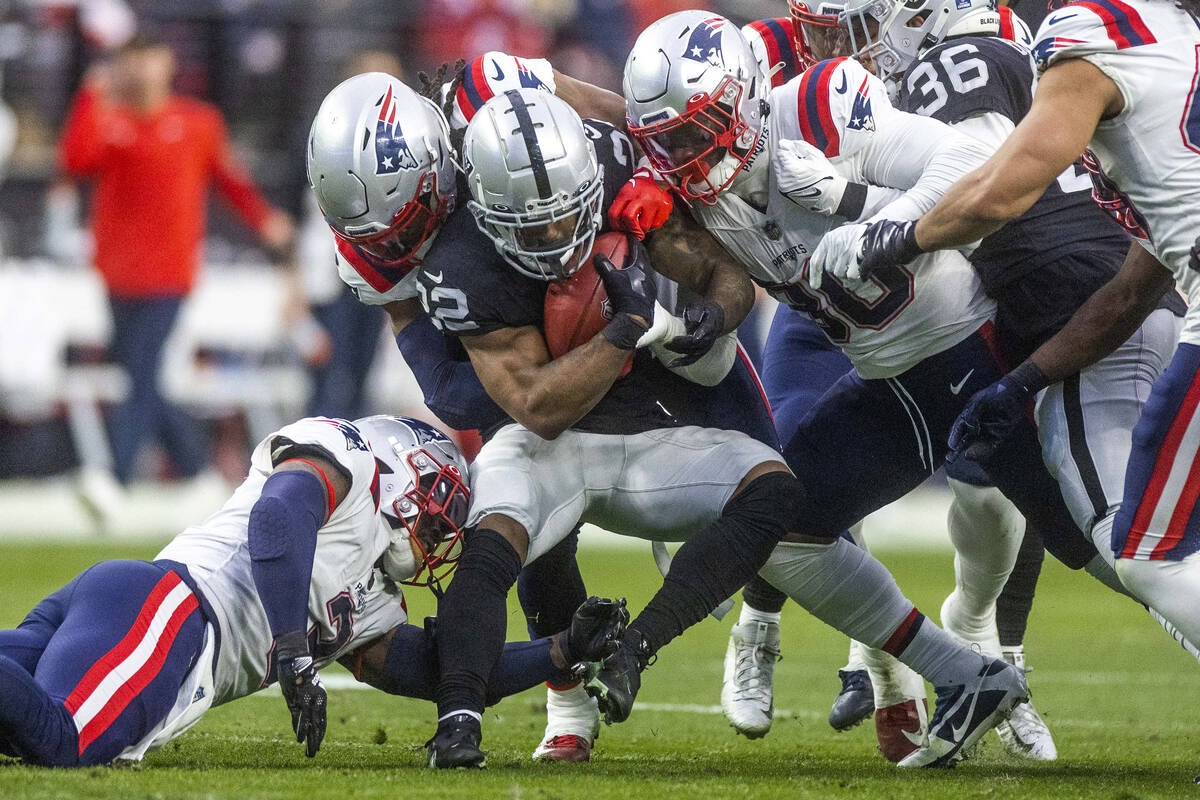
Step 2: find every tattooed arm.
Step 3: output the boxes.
[645,208,754,333]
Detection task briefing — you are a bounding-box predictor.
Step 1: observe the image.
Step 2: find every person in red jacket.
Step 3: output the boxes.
[58,33,294,485]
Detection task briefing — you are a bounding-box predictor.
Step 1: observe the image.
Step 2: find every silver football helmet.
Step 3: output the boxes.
[624,11,768,205]
[833,0,1003,84]
[354,415,470,590]
[461,88,604,281]
[307,73,456,268]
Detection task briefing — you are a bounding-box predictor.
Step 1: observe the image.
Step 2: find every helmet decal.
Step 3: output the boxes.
[374,84,420,175]
[682,18,730,67]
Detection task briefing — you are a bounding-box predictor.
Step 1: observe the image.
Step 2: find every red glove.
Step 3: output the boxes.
[608,169,673,240]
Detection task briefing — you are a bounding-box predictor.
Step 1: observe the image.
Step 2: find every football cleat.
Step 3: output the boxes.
[721,620,782,739]
[828,669,874,731]
[533,682,601,763]
[566,597,629,668]
[585,630,652,725]
[875,698,929,763]
[425,714,485,769]
[898,658,1029,768]
[995,647,1056,760]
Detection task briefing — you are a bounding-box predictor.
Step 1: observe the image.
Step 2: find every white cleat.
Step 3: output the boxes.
[898,658,1029,768]
[532,682,600,763]
[995,647,1056,760]
[721,620,782,739]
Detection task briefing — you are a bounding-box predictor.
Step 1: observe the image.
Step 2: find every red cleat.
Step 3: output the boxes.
[875,698,929,763]
[532,734,593,762]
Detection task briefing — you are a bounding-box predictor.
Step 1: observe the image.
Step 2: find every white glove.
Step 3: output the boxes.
[636,300,686,348]
[808,223,867,290]
[774,139,848,216]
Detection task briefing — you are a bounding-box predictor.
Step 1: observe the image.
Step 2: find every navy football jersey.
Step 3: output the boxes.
[416,119,698,437]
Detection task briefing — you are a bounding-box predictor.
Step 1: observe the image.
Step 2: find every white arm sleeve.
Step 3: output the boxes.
[859,110,995,222]
[948,111,1015,153]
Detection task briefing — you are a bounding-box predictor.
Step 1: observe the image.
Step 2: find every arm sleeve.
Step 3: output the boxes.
[394,316,507,432]
[208,112,272,233]
[247,469,327,639]
[58,85,110,176]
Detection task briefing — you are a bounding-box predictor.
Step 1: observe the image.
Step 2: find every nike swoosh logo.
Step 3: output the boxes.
[835,73,848,94]
[901,726,926,746]
[950,681,984,743]
[490,60,505,82]
[425,270,443,283]
[949,369,975,395]
[1048,12,1077,24]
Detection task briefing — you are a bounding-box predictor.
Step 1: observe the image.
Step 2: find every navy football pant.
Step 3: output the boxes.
[0,560,206,766]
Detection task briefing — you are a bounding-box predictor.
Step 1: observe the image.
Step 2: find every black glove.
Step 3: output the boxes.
[1189,236,1200,273]
[275,632,327,758]
[857,219,923,277]
[565,596,630,665]
[664,299,726,367]
[947,360,1050,464]
[595,237,658,350]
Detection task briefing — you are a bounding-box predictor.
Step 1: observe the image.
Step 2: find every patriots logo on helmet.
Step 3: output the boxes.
[847,84,875,132]
[374,85,419,175]
[407,419,452,447]
[322,418,371,452]
[682,18,727,68]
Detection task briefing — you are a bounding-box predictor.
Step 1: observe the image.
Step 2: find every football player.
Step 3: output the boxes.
[406,78,1029,771]
[308,65,781,763]
[619,10,1119,766]
[0,415,628,766]
[822,0,1200,656]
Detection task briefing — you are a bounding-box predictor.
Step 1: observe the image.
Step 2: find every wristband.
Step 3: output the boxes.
[274,629,310,661]
[602,313,649,351]
[835,182,868,220]
[1007,359,1051,395]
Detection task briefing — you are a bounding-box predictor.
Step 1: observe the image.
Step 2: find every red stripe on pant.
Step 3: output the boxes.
[1151,430,1200,559]
[64,572,183,715]
[1122,368,1200,558]
[76,592,199,754]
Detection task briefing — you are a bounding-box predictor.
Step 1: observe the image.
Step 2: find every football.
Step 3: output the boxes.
[543,232,633,375]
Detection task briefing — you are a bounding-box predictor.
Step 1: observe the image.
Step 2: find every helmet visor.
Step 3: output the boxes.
[336,172,444,266]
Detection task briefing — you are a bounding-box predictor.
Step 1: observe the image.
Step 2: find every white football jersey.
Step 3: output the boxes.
[1033,0,1200,340]
[157,417,408,706]
[692,57,994,378]
[335,237,423,306]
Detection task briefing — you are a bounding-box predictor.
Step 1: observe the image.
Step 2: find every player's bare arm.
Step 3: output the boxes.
[461,324,632,440]
[913,58,1124,251]
[1027,242,1177,383]
[647,209,755,335]
[553,69,627,130]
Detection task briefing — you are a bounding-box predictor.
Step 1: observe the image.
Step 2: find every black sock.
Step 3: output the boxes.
[997,523,1045,648]
[632,472,802,654]
[517,527,587,639]
[742,572,788,613]
[434,528,522,718]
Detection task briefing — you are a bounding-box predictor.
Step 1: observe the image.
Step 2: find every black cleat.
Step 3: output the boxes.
[829,668,875,731]
[425,714,486,769]
[566,597,629,667]
[585,630,652,725]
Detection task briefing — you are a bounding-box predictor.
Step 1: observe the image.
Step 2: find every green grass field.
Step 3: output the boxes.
[0,538,1197,799]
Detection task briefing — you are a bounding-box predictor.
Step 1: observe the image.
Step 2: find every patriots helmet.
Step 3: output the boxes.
[461,88,604,281]
[623,11,769,205]
[307,73,456,269]
[354,415,470,591]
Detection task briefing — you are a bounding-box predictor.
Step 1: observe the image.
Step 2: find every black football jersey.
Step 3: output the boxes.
[416,119,699,437]
[897,34,1146,358]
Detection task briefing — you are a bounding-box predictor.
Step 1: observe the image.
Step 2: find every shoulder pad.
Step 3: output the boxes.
[742,18,803,89]
[785,58,883,158]
[451,52,557,130]
[258,418,379,500]
[1032,0,1158,71]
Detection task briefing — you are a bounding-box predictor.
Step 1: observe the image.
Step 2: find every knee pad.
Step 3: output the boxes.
[726,470,828,541]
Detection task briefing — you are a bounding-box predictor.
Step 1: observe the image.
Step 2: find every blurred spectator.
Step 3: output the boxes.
[413,0,553,66]
[57,32,294,486]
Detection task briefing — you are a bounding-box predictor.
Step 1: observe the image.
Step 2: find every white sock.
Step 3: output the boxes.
[945,479,1024,640]
[739,602,781,627]
[543,683,598,739]
[892,616,989,687]
[1118,556,1200,649]
[439,709,482,723]
[861,645,926,708]
[844,639,868,672]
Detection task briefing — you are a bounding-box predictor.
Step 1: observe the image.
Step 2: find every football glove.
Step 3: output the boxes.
[663,299,726,367]
[947,361,1050,463]
[275,633,327,758]
[774,139,849,216]
[596,238,658,349]
[608,168,673,240]
[808,223,866,290]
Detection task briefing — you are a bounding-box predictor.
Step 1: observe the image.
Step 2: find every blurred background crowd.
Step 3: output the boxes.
[0,0,787,530]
